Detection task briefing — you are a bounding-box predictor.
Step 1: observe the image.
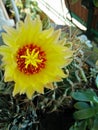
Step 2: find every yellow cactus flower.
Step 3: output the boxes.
[0,15,73,99]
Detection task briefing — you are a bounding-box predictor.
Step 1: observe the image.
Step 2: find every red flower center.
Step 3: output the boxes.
[16,44,46,75]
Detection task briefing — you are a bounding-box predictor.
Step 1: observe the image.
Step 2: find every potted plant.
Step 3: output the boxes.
[0,1,98,130]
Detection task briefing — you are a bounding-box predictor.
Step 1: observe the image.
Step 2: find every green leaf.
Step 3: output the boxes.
[31,1,38,6]
[92,117,98,130]
[93,96,98,103]
[74,107,96,120]
[78,121,87,130]
[93,0,98,7]
[74,102,90,110]
[72,89,96,102]
[69,121,87,130]
[95,75,98,88]
[69,126,80,130]
[11,126,18,130]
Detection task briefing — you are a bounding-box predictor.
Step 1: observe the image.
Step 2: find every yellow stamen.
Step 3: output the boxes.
[21,49,42,68]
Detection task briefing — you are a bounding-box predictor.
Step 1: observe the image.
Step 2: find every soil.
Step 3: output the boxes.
[39,108,75,130]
